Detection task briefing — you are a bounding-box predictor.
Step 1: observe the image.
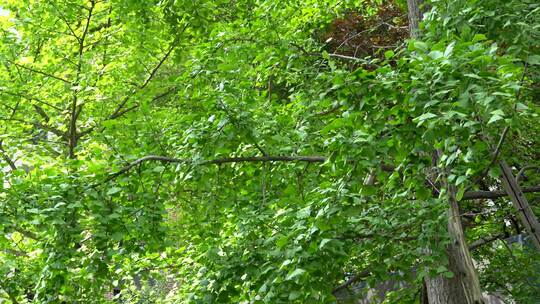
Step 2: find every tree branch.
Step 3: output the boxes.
[33,105,50,121]
[101,154,540,201]
[10,61,72,84]
[516,165,539,183]
[77,26,187,140]
[0,118,65,139]
[3,248,28,257]
[12,227,39,241]
[0,89,63,111]
[108,26,186,120]
[334,232,515,294]
[51,2,80,41]
[469,233,506,250]
[332,269,370,294]
[101,155,329,184]
[0,140,17,170]
[462,185,540,200]
[68,0,95,159]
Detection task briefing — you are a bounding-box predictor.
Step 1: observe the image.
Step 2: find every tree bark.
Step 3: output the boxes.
[407,0,485,298]
[407,0,424,38]
[426,183,485,304]
[423,151,485,304]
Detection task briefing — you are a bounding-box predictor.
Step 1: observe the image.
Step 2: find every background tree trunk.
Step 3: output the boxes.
[407,0,424,38]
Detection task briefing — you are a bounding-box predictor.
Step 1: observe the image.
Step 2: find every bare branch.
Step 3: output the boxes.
[0,117,65,138]
[486,126,510,171]
[469,234,505,250]
[3,248,28,257]
[103,154,540,202]
[33,105,50,121]
[462,185,540,200]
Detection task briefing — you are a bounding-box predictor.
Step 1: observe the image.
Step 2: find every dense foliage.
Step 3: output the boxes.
[0,0,538,303]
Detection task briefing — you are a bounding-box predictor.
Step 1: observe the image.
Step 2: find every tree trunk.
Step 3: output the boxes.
[425,183,485,304]
[406,1,485,301]
[407,0,424,38]
[423,151,484,304]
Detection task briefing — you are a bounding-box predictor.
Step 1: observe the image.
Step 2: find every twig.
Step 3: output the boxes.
[0,140,17,171]
[109,25,186,119]
[516,165,539,183]
[332,269,370,294]
[10,61,72,84]
[0,89,63,111]
[50,2,81,41]
[475,60,529,183]
[486,126,510,171]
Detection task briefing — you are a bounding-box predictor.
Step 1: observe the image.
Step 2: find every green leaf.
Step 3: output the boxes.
[488,109,504,124]
[472,34,487,42]
[443,271,454,278]
[288,290,301,300]
[436,265,447,273]
[456,186,465,201]
[153,165,165,173]
[412,41,428,52]
[443,41,455,57]
[526,55,540,65]
[464,73,483,80]
[106,187,122,195]
[276,236,288,249]
[319,238,332,249]
[360,185,377,196]
[111,232,124,241]
[413,113,437,126]
[416,187,431,200]
[286,268,306,281]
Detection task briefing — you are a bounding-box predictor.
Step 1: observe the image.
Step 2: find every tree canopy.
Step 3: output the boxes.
[0,0,539,303]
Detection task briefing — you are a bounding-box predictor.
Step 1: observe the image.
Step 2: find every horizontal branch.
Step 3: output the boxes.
[0,117,65,139]
[102,155,329,184]
[462,185,540,200]
[469,233,506,250]
[103,155,540,201]
[2,248,27,257]
[12,227,39,240]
